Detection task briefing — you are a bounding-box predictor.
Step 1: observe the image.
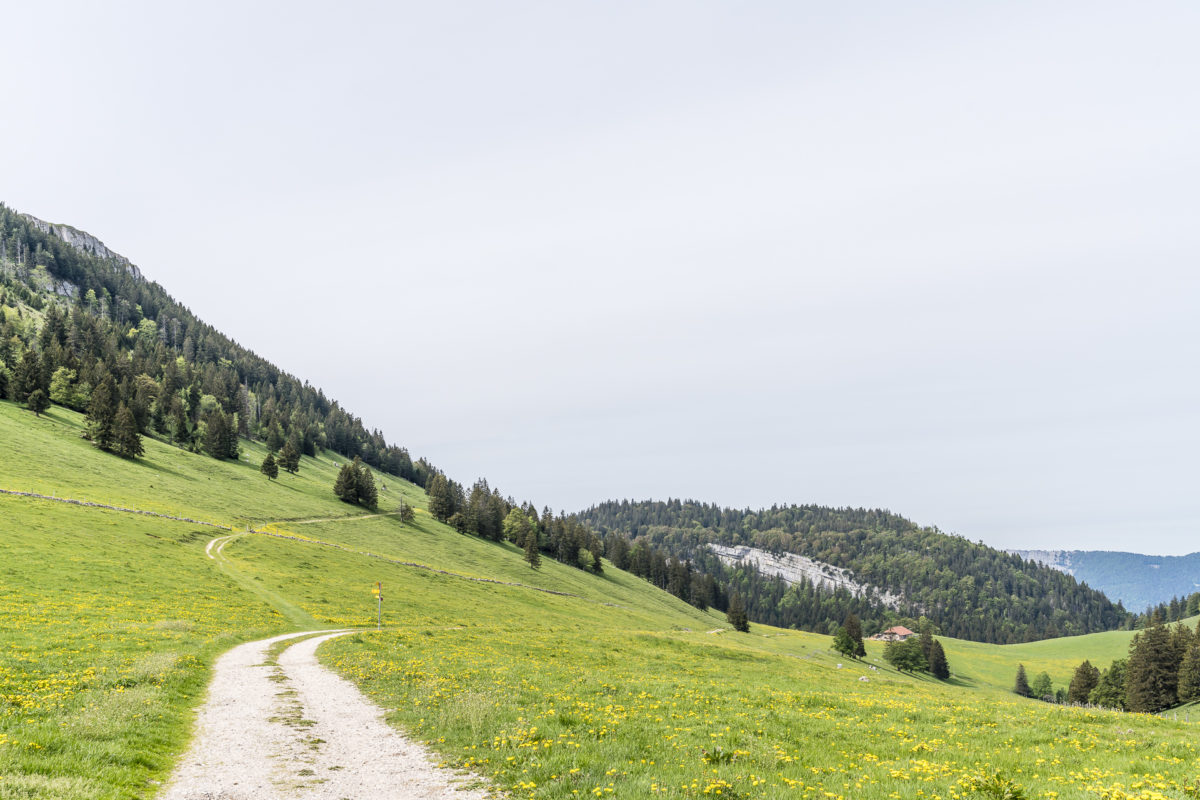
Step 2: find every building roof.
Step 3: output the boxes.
[885,626,915,636]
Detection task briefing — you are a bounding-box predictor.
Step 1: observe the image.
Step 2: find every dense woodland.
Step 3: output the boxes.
[579,499,1132,643]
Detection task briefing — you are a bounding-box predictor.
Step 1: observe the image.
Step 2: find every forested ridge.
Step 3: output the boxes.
[0,205,431,481]
[0,205,607,576]
[578,499,1131,644]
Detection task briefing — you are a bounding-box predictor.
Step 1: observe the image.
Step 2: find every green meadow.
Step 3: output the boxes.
[2,400,1198,800]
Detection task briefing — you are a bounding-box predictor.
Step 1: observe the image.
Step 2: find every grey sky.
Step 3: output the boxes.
[4,3,1199,553]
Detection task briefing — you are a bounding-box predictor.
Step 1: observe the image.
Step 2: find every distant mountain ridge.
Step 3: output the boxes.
[1009,549,1200,612]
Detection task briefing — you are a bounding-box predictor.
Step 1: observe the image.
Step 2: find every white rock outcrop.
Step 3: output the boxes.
[709,544,903,609]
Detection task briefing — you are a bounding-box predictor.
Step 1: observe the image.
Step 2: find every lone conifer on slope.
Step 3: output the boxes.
[726,593,749,633]
[261,452,279,480]
[1014,664,1031,697]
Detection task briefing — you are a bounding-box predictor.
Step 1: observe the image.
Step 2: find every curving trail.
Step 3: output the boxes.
[159,631,488,800]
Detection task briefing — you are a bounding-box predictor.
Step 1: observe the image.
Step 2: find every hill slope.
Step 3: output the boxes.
[3,400,1200,800]
[579,499,1130,643]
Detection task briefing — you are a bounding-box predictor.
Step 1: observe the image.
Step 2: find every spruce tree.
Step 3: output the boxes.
[334,462,357,504]
[1068,660,1100,704]
[13,349,41,403]
[918,625,935,664]
[844,613,867,658]
[354,457,377,509]
[113,404,144,459]
[523,528,541,569]
[608,536,631,571]
[223,413,240,459]
[266,421,285,451]
[87,373,118,451]
[204,410,229,458]
[1014,664,1032,697]
[279,438,300,474]
[26,388,48,416]
[397,499,415,524]
[726,593,750,633]
[929,639,950,680]
[1178,644,1200,703]
[261,452,279,480]
[1126,619,1179,712]
[1090,660,1127,709]
[426,473,454,521]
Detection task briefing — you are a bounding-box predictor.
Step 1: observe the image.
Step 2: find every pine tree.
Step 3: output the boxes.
[929,639,950,680]
[397,499,416,524]
[279,437,301,474]
[26,388,48,416]
[727,593,750,633]
[87,373,118,451]
[261,452,279,480]
[1068,660,1100,704]
[1178,644,1200,703]
[524,528,541,570]
[1014,664,1032,697]
[844,613,867,658]
[113,404,144,459]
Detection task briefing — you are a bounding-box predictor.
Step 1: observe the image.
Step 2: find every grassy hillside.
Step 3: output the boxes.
[3,401,1200,800]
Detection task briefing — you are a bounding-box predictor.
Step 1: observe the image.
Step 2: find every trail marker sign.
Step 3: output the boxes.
[374,581,383,629]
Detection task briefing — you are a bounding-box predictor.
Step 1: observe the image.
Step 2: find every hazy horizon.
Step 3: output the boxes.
[4,3,1198,555]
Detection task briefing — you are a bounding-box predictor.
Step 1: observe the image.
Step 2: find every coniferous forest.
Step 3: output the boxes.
[579,499,1132,644]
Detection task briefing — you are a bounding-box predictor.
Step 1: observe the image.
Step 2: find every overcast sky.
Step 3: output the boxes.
[4,2,1199,554]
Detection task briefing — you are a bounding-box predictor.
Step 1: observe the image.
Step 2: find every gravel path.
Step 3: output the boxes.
[159,631,489,800]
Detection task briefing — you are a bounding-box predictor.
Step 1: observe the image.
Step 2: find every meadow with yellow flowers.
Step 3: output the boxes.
[2,400,1199,800]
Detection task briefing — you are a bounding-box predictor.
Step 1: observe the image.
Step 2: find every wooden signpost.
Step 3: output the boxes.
[373,581,383,630]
